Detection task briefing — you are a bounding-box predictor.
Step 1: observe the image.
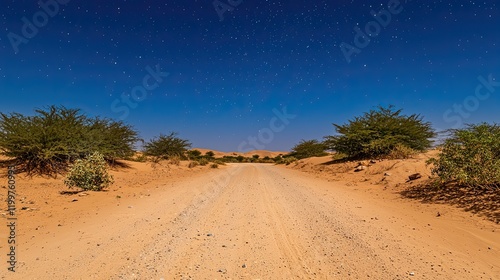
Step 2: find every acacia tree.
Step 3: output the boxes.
[324,106,435,159]
[143,132,191,161]
[0,106,139,175]
[289,139,328,159]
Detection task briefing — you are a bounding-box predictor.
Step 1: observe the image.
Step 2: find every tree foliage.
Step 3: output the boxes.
[0,106,139,175]
[427,123,500,189]
[205,151,215,158]
[289,139,328,159]
[186,149,202,159]
[324,106,435,159]
[143,132,191,160]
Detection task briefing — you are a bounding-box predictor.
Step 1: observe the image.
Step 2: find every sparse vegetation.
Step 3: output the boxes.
[197,158,209,166]
[324,106,435,159]
[0,106,139,175]
[214,160,226,165]
[276,156,298,165]
[289,139,328,159]
[64,152,113,191]
[128,153,147,162]
[210,163,219,168]
[169,156,181,165]
[188,161,199,168]
[427,123,500,189]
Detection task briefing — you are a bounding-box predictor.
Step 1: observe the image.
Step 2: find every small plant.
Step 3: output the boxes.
[197,158,209,166]
[188,161,199,168]
[276,156,298,165]
[387,143,417,159]
[214,160,226,165]
[169,155,181,166]
[64,152,113,191]
[210,163,219,168]
[427,123,500,189]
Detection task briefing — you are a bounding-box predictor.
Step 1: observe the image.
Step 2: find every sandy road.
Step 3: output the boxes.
[7,164,500,279]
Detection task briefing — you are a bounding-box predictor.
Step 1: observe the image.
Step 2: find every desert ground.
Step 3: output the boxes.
[1,151,499,279]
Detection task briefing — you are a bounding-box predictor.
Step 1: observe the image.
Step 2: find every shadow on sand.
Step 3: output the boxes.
[400,183,500,224]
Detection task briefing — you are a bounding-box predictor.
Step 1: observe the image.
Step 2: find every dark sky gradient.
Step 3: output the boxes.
[1,0,499,151]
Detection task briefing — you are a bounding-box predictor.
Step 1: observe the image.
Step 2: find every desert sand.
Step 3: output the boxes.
[0,154,499,279]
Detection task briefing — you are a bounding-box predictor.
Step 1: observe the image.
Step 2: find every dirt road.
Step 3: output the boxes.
[8,164,500,279]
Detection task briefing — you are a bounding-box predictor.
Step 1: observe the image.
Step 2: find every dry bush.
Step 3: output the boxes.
[169,156,181,166]
[387,144,417,159]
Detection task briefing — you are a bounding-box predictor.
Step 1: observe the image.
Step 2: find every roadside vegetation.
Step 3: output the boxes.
[143,132,191,162]
[427,123,499,190]
[64,152,114,191]
[0,106,138,176]
[323,106,435,159]
[1,105,498,193]
[288,140,328,159]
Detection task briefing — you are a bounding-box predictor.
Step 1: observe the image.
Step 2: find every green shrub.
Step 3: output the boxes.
[143,132,191,161]
[236,155,245,162]
[0,106,139,175]
[187,149,202,160]
[214,160,226,165]
[324,106,434,159]
[283,156,298,165]
[64,152,114,191]
[273,155,283,162]
[221,156,238,163]
[289,139,328,159]
[427,123,500,189]
[197,158,209,166]
[276,156,298,165]
[205,151,215,158]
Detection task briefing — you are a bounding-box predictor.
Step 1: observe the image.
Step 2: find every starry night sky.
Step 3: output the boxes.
[1,0,499,151]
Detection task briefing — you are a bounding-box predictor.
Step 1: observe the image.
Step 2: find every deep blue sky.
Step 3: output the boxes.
[1,0,499,151]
